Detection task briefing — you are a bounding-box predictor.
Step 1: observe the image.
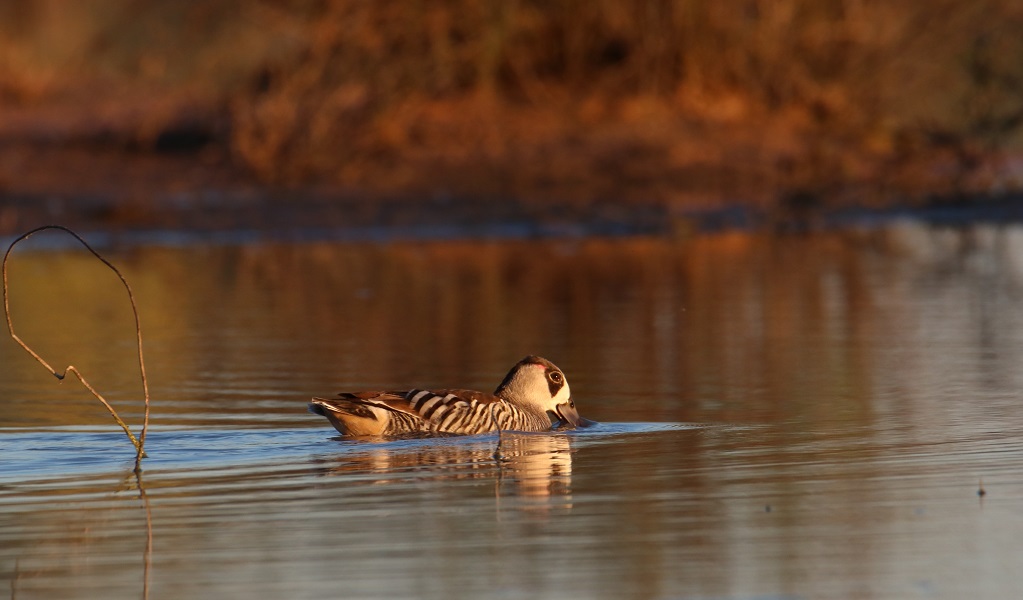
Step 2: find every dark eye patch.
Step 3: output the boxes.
[546,369,564,396]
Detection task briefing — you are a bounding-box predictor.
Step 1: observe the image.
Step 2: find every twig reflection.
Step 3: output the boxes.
[5,467,153,599]
[9,558,18,600]
[121,468,153,600]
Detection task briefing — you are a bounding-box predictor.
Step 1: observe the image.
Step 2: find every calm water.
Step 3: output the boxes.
[3,223,1023,599]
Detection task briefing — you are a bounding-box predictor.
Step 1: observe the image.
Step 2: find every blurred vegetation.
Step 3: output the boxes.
[1,0,1023,216]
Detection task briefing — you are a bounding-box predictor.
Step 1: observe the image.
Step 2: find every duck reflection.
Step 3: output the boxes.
[494,432,573,509]
[312,432,574,511]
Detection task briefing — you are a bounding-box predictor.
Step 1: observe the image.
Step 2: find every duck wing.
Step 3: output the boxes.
[310,388,502,435]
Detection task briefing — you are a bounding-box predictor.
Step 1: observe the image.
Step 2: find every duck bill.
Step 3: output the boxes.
[555,400,596,428]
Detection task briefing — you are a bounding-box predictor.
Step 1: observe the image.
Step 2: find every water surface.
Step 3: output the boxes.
[3,224,1023,598]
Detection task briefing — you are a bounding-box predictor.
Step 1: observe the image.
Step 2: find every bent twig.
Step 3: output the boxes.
[2,225,150,465]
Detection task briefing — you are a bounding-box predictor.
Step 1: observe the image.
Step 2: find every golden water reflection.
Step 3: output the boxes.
[4,223,1023,598]
[6,224,1017,431]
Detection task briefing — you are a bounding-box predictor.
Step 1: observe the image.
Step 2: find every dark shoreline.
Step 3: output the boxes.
[1,134,1019,247]
[4,186,1022,252]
